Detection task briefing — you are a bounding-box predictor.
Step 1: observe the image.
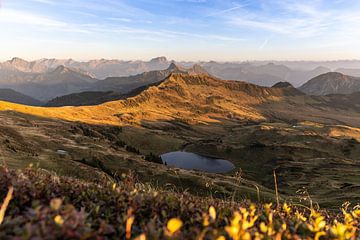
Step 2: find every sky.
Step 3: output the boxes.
[0,0,360,61]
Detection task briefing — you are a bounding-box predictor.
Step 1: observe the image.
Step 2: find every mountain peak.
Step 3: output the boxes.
[308,72,349,83]
[9,57,27,64]
[272,81,294,88]
[190,64,208,75]
[8,57,29,67]
[150,56,168,64]
[299,72,360,95]
[271,81,304,95]
[321,72,346,78]
[167,62,180,71]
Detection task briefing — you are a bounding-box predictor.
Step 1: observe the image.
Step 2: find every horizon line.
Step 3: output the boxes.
[2,56,360,63]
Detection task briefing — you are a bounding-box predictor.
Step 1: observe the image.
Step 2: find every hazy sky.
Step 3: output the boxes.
[1,0,360,61]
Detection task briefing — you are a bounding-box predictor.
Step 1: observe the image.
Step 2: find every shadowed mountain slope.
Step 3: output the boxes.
[0,88,43,106]
[44,91,124,107]
[271,81,305,96]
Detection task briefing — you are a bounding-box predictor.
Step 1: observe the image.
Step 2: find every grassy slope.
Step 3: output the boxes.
[0,74,296,125]
[0,111,274,206]
[0,166,359,239]
[1,73,360,238]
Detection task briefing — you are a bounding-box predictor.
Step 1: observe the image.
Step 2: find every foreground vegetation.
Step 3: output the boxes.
[0,166,359,239]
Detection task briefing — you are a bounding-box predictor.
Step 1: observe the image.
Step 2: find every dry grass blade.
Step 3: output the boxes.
[273,171,280,208]
[0,186,14,225]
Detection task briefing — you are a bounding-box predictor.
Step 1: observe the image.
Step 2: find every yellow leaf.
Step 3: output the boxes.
[134,233,146,240]
[126,216,135,239]
[203,214,209,227]
[352,209,360,218]
[264,203,273,211]
[54,215,64,226]
[242,232,251,240]
[260,222,268,233]
[167,218,183,234]
[295,210,307,222]
[50,198,63,211]
[314,231,326,240]
[225,225,239,237]
[216,236,226,240]
[283,203,291,215]
[112,183,117,190]
[209,206,216,220]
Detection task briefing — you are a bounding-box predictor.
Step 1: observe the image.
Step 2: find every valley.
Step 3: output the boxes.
[1,73,360,209]
[3,0,360,238]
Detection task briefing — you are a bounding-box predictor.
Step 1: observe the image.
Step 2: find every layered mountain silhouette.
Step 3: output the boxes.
[8,66,97,101]
[335,68,360,77]
[203,62,331,87]
[0,57,171,80]
[44,91,123,107]
[0,88,43,106]
[5,57,360,105]
[0,57,338,89]
[89,63,181,92]
[43,63,209,106]
[299,72,360,95]
[0,59,211,104]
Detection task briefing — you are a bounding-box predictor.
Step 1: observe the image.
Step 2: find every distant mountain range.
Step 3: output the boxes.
[334,68,360,77]
[88,63,207,93]
[0,58,210,105]
[3,57,360,105]
[299,72,360,95]
[202,62,331,87]
[3,57,360,87]
[0,57,170,80]
[6,66,97,101]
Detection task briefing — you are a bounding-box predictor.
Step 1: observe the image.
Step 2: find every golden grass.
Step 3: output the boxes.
[328,125,360,141]
[1,166,360,239]
[0,74,284,126]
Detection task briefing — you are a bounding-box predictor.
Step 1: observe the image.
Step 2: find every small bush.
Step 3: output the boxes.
[125,145,140,154]
[144,153,163,164]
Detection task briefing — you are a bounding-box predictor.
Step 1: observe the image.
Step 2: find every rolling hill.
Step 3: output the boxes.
[0,88,43,106]
[44,91,124,107]
[299,72,360,95]
[2,72,358,126]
